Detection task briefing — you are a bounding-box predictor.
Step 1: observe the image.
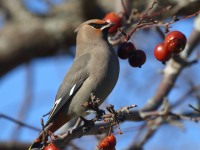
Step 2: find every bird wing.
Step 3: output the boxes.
[45,53,91,126]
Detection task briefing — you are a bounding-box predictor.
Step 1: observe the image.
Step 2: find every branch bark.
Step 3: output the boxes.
[0,142,30,150]
[0,0,105,77]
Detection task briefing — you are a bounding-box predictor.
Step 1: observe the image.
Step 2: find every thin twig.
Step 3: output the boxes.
[0,114,40,131]
[121,0,129,19]
[171,84,200,109]
[137,0,158,25]
[11,62,33,140]
[188,104,200,113]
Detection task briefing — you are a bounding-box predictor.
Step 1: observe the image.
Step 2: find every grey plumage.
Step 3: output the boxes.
[47,19,119,124]
[29,19,119,150]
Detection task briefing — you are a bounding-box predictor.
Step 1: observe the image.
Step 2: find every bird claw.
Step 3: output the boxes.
[79,116,94,132]
[82,93,106,121]
[96,109,105,121]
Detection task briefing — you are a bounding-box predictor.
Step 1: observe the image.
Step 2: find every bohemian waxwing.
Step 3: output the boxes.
[29,19,119,149]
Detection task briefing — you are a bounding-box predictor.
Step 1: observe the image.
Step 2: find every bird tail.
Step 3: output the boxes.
[28,132,44,150]
[29,140,43,150]
[28,123,52,150]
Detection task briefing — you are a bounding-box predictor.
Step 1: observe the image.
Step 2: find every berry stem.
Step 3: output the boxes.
[137,0,158,25]
[121,0,129,19]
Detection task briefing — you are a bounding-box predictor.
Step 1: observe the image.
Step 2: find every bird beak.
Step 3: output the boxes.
[101,22,115,31]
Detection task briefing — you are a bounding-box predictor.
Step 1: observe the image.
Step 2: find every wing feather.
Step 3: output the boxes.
[45,53,91,126]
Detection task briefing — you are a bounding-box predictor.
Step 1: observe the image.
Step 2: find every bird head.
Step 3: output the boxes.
[75,19,115,42]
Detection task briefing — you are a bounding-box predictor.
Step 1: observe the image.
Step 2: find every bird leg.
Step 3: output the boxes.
[81,93,119,132]
[79,116,95,132]
[48,130,58,140]
[73,117,82,129]
[82,93,105,121]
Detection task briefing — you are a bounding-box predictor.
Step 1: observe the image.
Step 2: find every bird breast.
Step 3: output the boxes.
[88,41,119,102]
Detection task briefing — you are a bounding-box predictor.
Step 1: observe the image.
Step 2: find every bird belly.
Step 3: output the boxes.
[67,56,119,116]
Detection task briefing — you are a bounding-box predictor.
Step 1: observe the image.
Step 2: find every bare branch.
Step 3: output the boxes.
[189,104,200,113]
[0,142,30,150]
[0,0,32,21]
[0,114,40,131]
[142,23,200,111]
[11,63,34,140]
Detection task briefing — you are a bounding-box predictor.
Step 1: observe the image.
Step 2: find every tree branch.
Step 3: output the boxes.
[0,142,30,150]
[0,114,40,131]
[0,0,32,21]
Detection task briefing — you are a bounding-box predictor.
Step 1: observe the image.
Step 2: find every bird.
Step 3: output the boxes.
[29,19,119,149]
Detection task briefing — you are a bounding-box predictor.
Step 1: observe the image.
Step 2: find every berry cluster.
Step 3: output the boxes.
[97,134,116,150]
[103,12,146,68]
[117,42,146,68]
[154,31,187,62]
[102,12,187,66]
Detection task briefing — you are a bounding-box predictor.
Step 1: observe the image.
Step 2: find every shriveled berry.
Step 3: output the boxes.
[117,42,136,59]
[128,50,146,68]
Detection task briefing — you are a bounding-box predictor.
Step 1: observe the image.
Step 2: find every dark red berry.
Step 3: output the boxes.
[164,31,187,54]
[154,43,172,62]
[117,42,136,59]
[128,50,146,68]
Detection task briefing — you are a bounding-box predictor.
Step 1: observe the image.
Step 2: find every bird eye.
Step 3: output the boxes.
[89,23,105,29]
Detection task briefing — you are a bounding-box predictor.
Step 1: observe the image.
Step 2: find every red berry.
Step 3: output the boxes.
[98,140,110,150]
[154,43,172,62]
[117,42,136,59]
[106,134,116,147]
[44,143,60,150]
[103,12,122,33]
[128,50,146,68]
[164,30,187,54]
[97,134,116,150]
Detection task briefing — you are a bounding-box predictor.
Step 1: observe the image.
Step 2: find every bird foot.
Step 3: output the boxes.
[79,116,94,132]
[82,93,105,121]
[48,131,58,140]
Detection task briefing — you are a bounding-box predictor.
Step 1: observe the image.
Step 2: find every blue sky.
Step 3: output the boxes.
[0,1,200,150]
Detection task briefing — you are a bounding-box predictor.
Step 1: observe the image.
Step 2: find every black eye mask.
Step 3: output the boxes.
[89,22,109,29]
